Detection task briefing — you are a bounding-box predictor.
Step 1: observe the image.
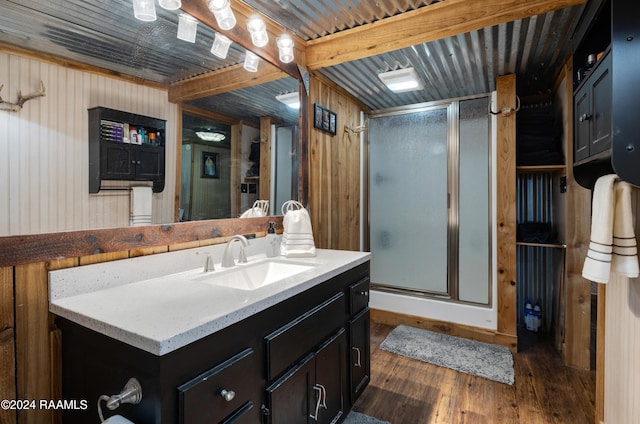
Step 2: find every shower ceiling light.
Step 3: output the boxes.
[207,0,236,30]
[196,131,226,142]
[276,92,300,109]
[378,67,424,93]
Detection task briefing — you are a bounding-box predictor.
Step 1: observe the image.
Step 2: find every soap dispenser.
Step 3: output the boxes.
[266,221,279,257]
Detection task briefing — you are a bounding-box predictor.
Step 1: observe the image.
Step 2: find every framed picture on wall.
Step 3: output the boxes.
[201,151,218,178]
[313,103,337,136]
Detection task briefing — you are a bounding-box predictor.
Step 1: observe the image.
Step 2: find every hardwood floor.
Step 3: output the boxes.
[351,321,596,424]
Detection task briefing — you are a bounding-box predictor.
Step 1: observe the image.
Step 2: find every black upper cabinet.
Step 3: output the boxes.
[573,0,640,188]
[89,107,166,193]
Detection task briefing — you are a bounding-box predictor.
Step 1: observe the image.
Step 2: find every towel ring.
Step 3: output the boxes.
[281,200,305,215]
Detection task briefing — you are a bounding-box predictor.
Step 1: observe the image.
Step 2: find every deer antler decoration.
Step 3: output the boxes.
[0,80,46,112]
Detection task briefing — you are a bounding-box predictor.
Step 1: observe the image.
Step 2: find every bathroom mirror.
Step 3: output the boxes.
[179,76,301,221]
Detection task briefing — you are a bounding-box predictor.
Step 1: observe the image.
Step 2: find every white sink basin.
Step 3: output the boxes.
[190,259,315,291]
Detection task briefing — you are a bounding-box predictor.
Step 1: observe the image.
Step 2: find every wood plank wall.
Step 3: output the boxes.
[600,193,640,424]
[495,75,518,342]
[0,52,178,236]
[0,217,281,424]
[307,73,367,251]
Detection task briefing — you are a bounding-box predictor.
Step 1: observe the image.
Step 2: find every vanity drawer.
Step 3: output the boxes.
[265,292,346,380]
[178,348,258,424]
[349,277,370,315]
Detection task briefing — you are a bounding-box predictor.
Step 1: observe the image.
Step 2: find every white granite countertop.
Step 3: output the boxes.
[49,244,370,356]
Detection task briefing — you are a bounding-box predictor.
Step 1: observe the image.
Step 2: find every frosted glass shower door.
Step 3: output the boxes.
[369,106,449,294]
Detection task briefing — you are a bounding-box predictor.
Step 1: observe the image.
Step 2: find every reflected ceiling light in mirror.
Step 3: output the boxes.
[196,131,226,142]
[378,67,424,93]
[159,0,181,10]
[276,33,294,63]
[207,0,236,30]
[247,15,269,47]
[177,14,198,43]
[210,33,232,59]
[243,51,259,72]
[132,0,156,22]
[276,92,300,109]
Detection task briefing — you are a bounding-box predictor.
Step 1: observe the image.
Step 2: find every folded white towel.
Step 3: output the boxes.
[582,175,639,283]
[280,200,316,257]
[611,181,639,278]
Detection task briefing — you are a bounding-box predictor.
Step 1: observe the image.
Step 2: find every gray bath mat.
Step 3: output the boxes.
[380,325,514,385]
[344,411,390,424]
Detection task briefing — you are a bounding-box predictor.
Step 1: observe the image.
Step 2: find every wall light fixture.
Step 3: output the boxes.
[132,0,156,22]
[159,0,181,10]
[210,33,232,59]
[243,51,260,72]
[247,15,269,47]
[207,0,236,30]
[177,13,198,43]
[276,33,294,63]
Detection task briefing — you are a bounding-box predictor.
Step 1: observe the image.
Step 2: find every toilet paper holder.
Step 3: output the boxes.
[98,377,142,422]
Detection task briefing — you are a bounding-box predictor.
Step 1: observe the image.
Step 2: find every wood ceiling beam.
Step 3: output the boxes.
[180,0,306,79]
[305,0,586,70]
[168,62,287,103]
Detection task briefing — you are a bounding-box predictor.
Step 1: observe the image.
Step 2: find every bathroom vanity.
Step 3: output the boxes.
[49,246,370,424]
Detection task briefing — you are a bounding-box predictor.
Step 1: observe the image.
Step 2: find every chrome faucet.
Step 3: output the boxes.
[221,235,249,268]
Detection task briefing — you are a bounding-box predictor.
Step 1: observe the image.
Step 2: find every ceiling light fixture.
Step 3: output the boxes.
[378,67,424,93]
[276,92,300,109]
[196,131,226,142]
[276,33,294,63]
[177,13,198,43]
[207,0,236,30]
[243,51,259,72]
[159,0,181,10]
[210,33,232,59]
[247,15,269,47]
[132,0,156,22]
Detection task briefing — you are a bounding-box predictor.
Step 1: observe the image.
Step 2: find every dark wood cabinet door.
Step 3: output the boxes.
[349,308,370,404]
[101,142,134,179]
[136,144,161,179]
[574,85,591,162]
[589,52,612,156]
[266,354,315,424]
[314,329,347,424]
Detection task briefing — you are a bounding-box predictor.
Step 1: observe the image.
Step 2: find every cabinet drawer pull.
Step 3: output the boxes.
[309,384,327,421]
[219,389,235,402]
[352,347,362,367]
[358,290,368,297]
[579,113,592,122]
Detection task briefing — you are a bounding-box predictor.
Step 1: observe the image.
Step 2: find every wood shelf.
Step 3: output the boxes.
[516,241,566,249]
[516,164,566,173]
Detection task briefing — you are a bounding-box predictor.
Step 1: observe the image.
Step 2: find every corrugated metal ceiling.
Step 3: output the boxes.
[0,0,586,125]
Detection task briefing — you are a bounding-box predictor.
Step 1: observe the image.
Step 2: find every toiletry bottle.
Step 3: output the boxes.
[266,221,278,257]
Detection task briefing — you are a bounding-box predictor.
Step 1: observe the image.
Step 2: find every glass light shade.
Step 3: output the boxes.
[132,0,156,22]
[177,14,198,43]
[207,0,236,30]
[159,0,181,10]
[243,51,260,72]
[247,16,268,47]
[277,34,294,63]
[210,33,232,59]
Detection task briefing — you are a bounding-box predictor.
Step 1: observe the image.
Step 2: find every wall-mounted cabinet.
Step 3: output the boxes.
[89,107,166,193]
[573,0,640,188]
